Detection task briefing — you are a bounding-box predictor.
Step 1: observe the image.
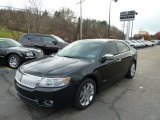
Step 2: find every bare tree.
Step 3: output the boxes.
[0,7,124,41]
[25,0,42,33]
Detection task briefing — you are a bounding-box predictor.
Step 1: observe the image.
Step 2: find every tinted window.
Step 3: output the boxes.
[31,36,43,43]
[52,35,65,43]
[43,37,56,44]
[21,35,33,42]
[0,39,21,48]
[116,41,129,54]
[58,41,103,59]
[0,40,6,48]
[102,42,118,55]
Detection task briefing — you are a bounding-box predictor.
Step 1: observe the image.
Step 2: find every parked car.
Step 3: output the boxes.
[0,38,44,68]
[150,40,157,46]
[139,40,148,47]
[124,40,139,48]
[130,40,141,48]
[153,40,160,45]
[132,40,144,48]
[15,39,137,109]
[20,34,69,55]
[136,40,145,47]
[145,41,153,47]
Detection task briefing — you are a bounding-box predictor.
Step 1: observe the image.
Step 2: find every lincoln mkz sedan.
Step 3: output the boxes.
[0,38,44,68]
[14,39,137,109]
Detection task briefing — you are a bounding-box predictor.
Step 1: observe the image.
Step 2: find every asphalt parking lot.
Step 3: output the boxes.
[0,46,160,120]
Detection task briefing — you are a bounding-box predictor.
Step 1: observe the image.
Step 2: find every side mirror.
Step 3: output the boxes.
[52,41,57,45]
[100,54,114,63]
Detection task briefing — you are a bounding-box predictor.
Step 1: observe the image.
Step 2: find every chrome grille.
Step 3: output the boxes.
[15,70,42,88]
[15,70,22,83]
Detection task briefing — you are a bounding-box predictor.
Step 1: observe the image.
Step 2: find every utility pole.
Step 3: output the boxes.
[131,20,134,40]
[108,0,118,38]
[122,21,126,40]
[125,21,131,40]
[76,0,85,39]
[80,0,82,39]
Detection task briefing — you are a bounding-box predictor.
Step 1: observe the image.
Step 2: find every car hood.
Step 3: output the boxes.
[20,56,91,77]
[9,46,41,52]
[58,42,69,49]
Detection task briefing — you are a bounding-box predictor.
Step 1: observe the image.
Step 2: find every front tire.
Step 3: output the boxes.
[74,78,96,110]
[126,62,136,78]
[8,54,21,69]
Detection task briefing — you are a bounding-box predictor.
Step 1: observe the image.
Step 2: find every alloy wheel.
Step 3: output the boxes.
[9,55,20,68]
[79,83,95,106]
[131,63,136,77]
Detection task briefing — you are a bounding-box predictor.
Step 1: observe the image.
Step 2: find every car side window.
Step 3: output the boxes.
[43,37,56,44]
[0,41,3,48]
[102,42,118,56]
[116,41,130,54]
[32,36,43,43]
[21,35,33,42]
[0,41,9,48]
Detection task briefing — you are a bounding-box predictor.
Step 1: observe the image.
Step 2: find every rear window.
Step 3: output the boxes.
[43,36,56,44]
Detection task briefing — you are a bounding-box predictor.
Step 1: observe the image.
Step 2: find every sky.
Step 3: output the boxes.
[1,0,160,35]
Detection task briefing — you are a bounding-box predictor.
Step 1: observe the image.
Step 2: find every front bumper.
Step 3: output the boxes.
[24,51,44,61]
[15,80,78,107]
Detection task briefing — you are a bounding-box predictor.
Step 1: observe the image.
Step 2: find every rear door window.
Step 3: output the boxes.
[32,36,43,43]
[116,41,130,54]
[102,41,118,56]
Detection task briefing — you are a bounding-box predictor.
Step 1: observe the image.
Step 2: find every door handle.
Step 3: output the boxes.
[116,58,121,62]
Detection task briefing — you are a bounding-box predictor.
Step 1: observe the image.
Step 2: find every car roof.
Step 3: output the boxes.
[77,39,124,43]
[23,33,52,37]
[0,38,10,40]
[0,38,14,41]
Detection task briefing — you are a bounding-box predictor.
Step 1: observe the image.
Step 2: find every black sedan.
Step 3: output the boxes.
[0,38,44,68]
[14,39,137,109]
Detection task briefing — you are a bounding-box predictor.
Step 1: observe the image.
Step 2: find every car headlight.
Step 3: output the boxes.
[26,52,34,57]
[39,77,71,87]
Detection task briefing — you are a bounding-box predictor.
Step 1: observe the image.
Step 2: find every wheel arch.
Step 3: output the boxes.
[81,74,99,93]
[6,52,22,60]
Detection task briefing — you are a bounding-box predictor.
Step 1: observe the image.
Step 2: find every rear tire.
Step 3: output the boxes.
[8,54,21,69]
[126,62,136,78]
[74,78,96,110]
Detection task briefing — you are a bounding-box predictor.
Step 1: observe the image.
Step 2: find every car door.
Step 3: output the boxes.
[0,41,7,63]
[0,42,4,63]
[97,41,122,85]
[20,35,34,47]
[43,36,59,54]
[115,41,132,75]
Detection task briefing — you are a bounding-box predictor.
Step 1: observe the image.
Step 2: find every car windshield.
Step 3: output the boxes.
[131,40,136,43]
[57,41,103,59]
[52,35,66,43]
[5,39,22,47]
[125,40,131,44]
